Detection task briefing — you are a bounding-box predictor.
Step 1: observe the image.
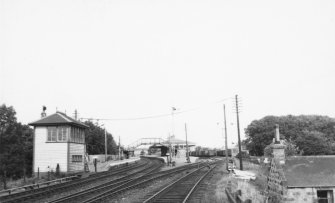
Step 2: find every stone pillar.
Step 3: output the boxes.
[275,124,280,143]
[272,124,285,164]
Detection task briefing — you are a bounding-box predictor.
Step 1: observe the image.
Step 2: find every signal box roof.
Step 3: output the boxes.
[29,112,88,128]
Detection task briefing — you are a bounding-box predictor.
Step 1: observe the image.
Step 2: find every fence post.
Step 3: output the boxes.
[227,181,232,193]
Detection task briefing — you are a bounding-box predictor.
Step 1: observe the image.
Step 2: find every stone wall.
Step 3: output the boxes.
[267,159,286,196]
[282,188,315,202]
[276,186,335,202]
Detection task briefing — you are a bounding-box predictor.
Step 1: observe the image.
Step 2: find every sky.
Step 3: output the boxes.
[1,0,335,148]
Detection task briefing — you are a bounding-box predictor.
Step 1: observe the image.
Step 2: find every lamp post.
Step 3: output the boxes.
[171,107,176,157]
[168,133,172,165]
[184,123,190,163]
[170,107,177,162]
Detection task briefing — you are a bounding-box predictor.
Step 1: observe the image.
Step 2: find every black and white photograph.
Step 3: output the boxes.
[0,0,335,202]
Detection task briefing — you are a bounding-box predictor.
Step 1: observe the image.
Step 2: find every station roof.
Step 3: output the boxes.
[162,137,196,146]
[282,155,335,188]
[29,112,89,128]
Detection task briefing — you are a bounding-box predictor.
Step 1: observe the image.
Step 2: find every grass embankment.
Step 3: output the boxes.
[214,159,268,202]
[0,176,45,192]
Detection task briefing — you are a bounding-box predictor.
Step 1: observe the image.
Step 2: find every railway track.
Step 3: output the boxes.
[1,158,217,203]
[142,164,216,203]
[82,162,214,203]
[49,158,164,203]
[0,158,152,203]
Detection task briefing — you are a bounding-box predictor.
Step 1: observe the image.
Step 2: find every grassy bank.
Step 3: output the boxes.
[213,159,268,202]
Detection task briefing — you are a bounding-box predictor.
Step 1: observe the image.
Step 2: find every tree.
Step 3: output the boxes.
[244,115,335,156]
[295,131,332,155]
[84,121,118,155]
[0,104,33,189]
[244,116,279,156]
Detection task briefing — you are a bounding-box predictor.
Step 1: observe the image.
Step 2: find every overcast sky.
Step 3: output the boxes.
[1,0,334,148]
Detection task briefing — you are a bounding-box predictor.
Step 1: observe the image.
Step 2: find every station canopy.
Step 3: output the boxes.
[162,137,196,146]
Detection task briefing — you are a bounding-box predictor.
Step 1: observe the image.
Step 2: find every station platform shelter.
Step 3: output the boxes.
[162,136,196,157]
[129,136,196,159]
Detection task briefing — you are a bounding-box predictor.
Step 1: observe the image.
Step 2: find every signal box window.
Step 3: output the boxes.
[47,127,57,142]
[72,155,83,162]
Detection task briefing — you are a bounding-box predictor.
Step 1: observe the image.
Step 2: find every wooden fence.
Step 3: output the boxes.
[0,175,80,196]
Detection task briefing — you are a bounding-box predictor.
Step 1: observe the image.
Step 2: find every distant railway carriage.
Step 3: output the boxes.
[217,149,232,157]
[190,149,234,158]
[208,150,215,156]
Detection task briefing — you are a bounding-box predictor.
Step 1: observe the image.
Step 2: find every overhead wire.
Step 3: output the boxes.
[80,96,234,122]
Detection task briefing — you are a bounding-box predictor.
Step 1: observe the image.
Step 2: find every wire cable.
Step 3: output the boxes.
[80,96,234,121]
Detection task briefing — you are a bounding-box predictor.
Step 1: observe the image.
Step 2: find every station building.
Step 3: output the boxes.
[267,125,335,203]
[129,137,196,157]
[29,111,88,176]
[162,136,196,157]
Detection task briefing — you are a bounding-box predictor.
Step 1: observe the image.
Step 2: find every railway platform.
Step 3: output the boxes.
[160,155,199,170]
[88,155,198,173]
[88,157,141,172]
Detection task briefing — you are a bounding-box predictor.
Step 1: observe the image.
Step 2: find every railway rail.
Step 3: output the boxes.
[49,158,164,203]
[0,158,151,203]
[82,161,215,203]
[142,164,216,203]
[1,158,217,203]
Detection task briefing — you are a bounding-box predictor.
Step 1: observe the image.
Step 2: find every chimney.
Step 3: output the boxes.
[272,124,285,164]
[41,106,47,118]
[275,124,280,144]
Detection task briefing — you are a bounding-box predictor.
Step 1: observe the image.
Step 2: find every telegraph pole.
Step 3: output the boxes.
[235,95,243,170]
[184,123,190,163]
[168,133,172,165]
[105,128,107,162]
[223,104,229,171]
[118,136,121,160]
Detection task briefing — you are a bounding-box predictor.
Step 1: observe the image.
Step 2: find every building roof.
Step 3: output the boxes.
[282,156,335,188]
[29,112,89,128]
[162,137,196,146]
